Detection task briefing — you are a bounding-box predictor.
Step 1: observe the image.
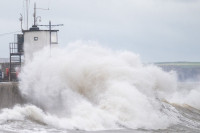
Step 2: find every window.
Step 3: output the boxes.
[34,37,38,41]
[51,32,58,44]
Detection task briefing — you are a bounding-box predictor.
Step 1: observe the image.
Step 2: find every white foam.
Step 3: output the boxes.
[169,82,200,109]
[15,41,181,130]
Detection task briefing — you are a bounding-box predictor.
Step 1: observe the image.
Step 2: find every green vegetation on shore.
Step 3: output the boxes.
[155,62,200,66]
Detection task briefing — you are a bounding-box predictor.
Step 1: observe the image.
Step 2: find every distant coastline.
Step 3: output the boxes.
[155,62,200,66]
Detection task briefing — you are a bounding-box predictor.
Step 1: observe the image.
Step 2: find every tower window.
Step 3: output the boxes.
[51,32,58,44]
[34,37,38,41]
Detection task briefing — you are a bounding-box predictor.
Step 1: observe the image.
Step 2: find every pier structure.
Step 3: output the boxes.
[0,2,62,109]
[0,2,62,82]
[9,34,24,81]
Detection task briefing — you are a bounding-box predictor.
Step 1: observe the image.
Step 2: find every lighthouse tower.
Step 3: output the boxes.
[23,24,58,60]
[23,3,59,60]
[9,2,61,81]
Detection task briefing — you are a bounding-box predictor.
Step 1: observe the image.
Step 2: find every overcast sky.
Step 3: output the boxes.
[0,0,200,62]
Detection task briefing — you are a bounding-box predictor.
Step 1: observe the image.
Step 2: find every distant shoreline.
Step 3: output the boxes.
[155,62,200,66]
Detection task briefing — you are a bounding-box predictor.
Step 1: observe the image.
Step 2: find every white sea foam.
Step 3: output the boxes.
[2,41,191,131]
[169,82,200,110]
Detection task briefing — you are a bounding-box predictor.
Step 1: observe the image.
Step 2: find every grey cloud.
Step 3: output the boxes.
[0,0,200,62]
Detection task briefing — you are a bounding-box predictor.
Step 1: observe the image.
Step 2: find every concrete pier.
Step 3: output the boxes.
[0,82,24,109]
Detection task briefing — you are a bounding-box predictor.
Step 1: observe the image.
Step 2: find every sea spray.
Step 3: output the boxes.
[170,82,200,110]
[16,41,181,130]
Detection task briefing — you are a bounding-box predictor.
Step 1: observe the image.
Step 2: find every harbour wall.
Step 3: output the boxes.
[0,82,24,109]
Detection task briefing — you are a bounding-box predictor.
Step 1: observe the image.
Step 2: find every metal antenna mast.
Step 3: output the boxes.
[33,2,36,26]
[19,14,23,31]
[33,2,49,26]
[26,0,29,30]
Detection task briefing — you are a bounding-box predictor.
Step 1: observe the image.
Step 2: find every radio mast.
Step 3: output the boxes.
[33,2,36,26]
[26,0,29,30]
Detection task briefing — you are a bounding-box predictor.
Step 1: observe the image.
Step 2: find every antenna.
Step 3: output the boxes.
[19,14,23,31]
[33,2,36,26]
[33,2,50,26]
[26,0,29,30]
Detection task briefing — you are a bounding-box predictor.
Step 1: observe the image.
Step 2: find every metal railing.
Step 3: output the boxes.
[9,43,18,54]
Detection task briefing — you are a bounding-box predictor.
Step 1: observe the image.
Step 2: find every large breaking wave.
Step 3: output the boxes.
[1,41,200,131]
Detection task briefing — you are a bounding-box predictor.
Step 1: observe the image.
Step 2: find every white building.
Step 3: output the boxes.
[23,25,58,60]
